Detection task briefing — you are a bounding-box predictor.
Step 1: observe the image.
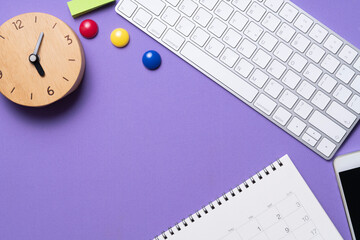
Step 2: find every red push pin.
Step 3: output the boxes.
[79,19,98,39]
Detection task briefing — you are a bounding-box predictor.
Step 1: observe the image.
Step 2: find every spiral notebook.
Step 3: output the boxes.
[155,155,343,240]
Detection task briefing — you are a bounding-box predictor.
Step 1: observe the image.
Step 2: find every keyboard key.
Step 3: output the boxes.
[191,28,209,46]
[167,0,181,7]
[339,45,358,64]
[282,70,301,89]
[287,117,306,136]
[279,3,298,22]
[353,57,360,72]
[277,23,295,42]
[238,39,257,58]
[326,101,356,128]
[260,33,278,51]
[206,38,224,57]
[136,0,165,15]
[348,95,360,114]
[221,48,239,67]
[351,76,360,93]
[291,34,310,53]
[297,81,315,99]
[181,42,259,102]
[179,0,198,16]
[118,0,137,17]
[306,127,321,141]
[255,94,277,115]
[321,54,340,73]
[274,43,292,62]
[267,60,286,79]
[273,107,291,126]
[318,74,337,93]
[317,138,336,157]
[244,22,263,41]
[229,12,249,31]
[163,29,185,50]
[134,8,152,27]
[309,24,328,44]
[235,59,254,77]
[265,79,283,98]
[199,0,218,10]
[333,84,352,103]
[294,100,313,119]
[247,2,266,21]
[294,14,313,33]
[250,69,268,88]
[265,0,284,12]
[280,90,298,109]
[336,65,355,84]
[194,8,212,27]
[311,91,330,110]
[148,19,167,38]
[309,111,346,142]
[176,17,195,36]
[253,49,271,68]
[289,53,307,72]
[302,133,317,147]
[324,35,343,54]
[209,18,227,37]
[303,64,322,83]
[262,13,281,32]
[215,2,233,20]
[232,0,251,11]
[223,29,242,48]
[161,7,180,26]
[306,44,325,63]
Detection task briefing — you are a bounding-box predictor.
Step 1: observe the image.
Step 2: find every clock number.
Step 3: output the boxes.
[47,86,54,96]
[0,71,2,79]
[12,20,24,30]
[65,35,72,45]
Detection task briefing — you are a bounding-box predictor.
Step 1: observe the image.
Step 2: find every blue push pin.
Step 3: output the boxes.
[142,50,161,70]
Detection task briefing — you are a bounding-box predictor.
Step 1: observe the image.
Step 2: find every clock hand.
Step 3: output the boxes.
[29,32,45,77]
[33,32,44,55]
[29,54,45,77]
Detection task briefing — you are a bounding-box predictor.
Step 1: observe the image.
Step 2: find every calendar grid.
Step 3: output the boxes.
[218,192,324,240]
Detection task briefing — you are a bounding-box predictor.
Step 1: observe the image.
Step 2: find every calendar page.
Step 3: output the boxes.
[167,155,342,240]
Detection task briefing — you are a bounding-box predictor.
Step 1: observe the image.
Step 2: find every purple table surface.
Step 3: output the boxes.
[0,0,359,239]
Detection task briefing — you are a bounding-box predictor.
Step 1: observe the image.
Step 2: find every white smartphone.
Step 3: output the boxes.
[334,151,360,240]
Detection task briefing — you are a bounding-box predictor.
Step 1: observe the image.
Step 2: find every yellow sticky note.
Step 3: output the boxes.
[67,0,116,18]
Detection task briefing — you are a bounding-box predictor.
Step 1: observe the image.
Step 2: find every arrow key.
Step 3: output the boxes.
[317,138,336,158]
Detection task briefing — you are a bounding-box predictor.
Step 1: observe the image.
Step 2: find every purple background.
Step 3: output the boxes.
[0,0,359,239]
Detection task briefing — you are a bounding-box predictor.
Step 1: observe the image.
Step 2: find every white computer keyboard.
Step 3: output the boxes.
[115,0,360,160]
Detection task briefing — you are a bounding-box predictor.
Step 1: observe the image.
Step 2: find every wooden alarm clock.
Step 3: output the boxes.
[0,12,85,107]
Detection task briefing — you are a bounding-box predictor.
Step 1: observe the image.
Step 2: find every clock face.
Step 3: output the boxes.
[0,12,85,107]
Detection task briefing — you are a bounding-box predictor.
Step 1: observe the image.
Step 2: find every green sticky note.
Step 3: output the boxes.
[67,0,116,18]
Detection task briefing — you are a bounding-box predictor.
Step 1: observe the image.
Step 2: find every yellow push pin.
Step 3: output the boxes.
[110,28,130,48]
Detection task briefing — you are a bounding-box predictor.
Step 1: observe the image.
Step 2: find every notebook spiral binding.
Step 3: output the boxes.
[154,159,284,240]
